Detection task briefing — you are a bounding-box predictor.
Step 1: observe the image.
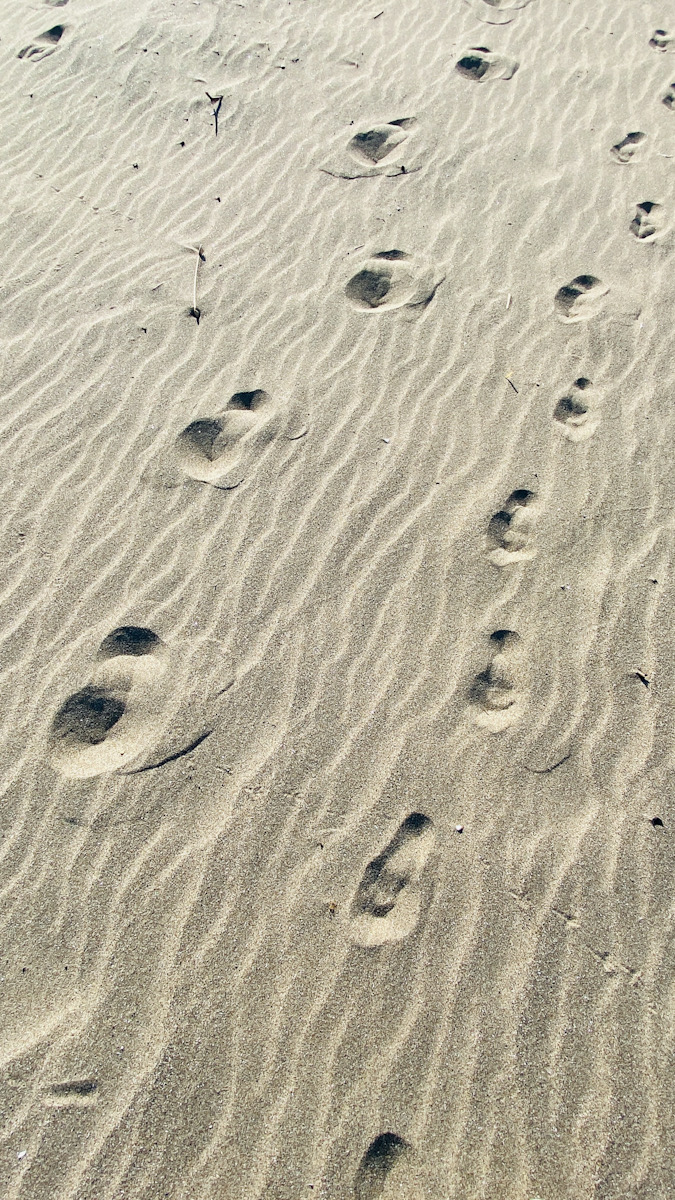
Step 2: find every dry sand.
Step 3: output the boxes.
[1,0,675,1196]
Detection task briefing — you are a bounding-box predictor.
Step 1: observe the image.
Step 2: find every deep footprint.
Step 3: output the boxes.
[553,376,597,442]
[662,83,675,109]
[347,813,435,947]
[175,389,276,483]
[50,626,169,777]
[355,1133,411,1200]
[650,29,675,51]
[345,251,443,313]
[554,275,608,323]
[348,119,415,165]
[455,46,519,81]
[486,489,537,565]
[630,201,667,241]
[18,25,65,60]
[610,131,646,164]
[470,630,524,731]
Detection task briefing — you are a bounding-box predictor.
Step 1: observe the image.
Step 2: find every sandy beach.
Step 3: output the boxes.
[1,0,675,1196]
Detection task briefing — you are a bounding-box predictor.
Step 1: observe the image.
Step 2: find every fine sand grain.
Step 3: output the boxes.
[2,0,675,1197]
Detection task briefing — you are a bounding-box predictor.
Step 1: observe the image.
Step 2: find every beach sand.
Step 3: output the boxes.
[1,0,675,1196]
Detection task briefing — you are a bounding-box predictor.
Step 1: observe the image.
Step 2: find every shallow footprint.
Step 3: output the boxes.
[630,201,667,241]
[465,0,534,24]
[486,489,537,566]
[18,24,65,60]
[44,1079,98,1108]
[455,46,519,82]
[175,389,277,484]
[50,626,169,778]
[610,131,646,164]
[355,1133,411,1200]
[345,251,443,313]
[554,275,608,323]
[321,118,423,179]
[662,82,675,109]
[347,813,435,947]
[470,630,525,731]
[553,376,598,442]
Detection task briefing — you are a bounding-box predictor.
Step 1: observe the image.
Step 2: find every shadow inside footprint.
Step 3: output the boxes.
[553,377,597,442]
[18,25,65,60]
[455,46,519,81]
[662,83,675,109]
[486,489,536,565]
[51,626,170,777]
[355,1133,411,1200]
[610,131,646,164]
[630,201,666,241]
[348,121,411,164]
[175,389,275,483]
[345,251,443,313]
[470,630,524,731]
[347,813,435,947]
[650,29,675,51]
[554,275,608,323]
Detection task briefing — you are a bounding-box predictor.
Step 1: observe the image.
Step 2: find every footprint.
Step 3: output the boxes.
[455,46,519,82]
[18,24,65,60]
[553,376,598,442]
[470,630,525,732]
[610,131,646,165]
[630,200,667,241]
[346,813,435,947]
[355,1133,411,1200]
[175,389,278,484]
[650,29,675,52]
[44,1079,98,1108]
[554,275,609,323]
[345,251,444,313]
[50,626,170,778]
[321,118,423,179]
[662,83,675,109]
[486,489,537,566]
[464,0,534,24]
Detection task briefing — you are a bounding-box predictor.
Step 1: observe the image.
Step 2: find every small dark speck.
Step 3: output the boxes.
[634,670,650,688]
[291,58,299,62]
[133,163,139,169]
[650,578,658,584]
[179,141,185,147]
[141,327,147,333]
[216,196,221,202]
[651,816,664,828]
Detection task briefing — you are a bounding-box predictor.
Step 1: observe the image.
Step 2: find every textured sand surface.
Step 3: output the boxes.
[2,0,675,1197]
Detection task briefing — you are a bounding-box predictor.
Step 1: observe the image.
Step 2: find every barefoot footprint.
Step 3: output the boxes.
[18,24,66,60]
[470,630,525,731]
[347,813,435,947]
[50,627,170,778]
[610,131,647,165]
[554,275,608,323]
[455,46,519,81]
[345,251,444,313]
[175,389,278,485]
[553,377,598,442]
[354,1133,412,1200]
[486,489,537,565]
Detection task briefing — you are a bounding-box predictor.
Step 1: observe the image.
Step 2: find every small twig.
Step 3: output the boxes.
[507,377,518,394]
[506,292,512,309]
[634,670,650,688]
[373,9,384,16]
[524,753,571,775]
[206,91,223,136]
[187,243,204,323]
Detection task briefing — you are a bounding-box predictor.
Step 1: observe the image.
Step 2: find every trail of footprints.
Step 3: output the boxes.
[40,10,671,1190]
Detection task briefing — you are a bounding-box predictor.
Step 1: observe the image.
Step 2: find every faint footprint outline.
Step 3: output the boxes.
[346,813,435,947]
[464,0,534,24]
[610,131,646,165]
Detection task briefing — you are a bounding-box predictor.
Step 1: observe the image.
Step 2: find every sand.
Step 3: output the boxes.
[1,0,675,1196]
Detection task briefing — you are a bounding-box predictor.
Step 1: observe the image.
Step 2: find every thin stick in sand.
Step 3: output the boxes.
[185,243,205,324]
